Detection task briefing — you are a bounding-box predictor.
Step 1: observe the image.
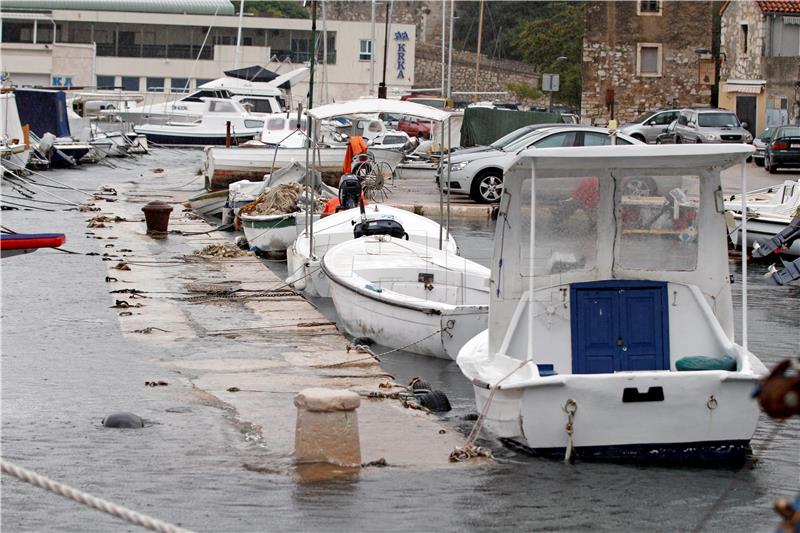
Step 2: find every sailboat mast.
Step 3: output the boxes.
[308,0,317,109]
[234,0,244,69]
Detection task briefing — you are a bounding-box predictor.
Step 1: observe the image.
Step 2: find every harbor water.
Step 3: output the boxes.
[2,151,798,532]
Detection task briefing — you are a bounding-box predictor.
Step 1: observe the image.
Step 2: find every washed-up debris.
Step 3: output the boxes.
[118,311,133,317]
[152,168,165,173]
[133,326,164,333]
[191,244,252,259]
[183,211,204,221]
[145,380,168,387]
[362,458,388,468]
[105,244,114,248]
[449,444,493,463]
[102,412,143,428]
[110,288,144,294]
[86,252,100,256]
[238,182,303,217]
[79,203,100,212]
[227,387,241,393]
[105,276,118,283]
[113,261,131,271]
[96,186,117,196]
[111,299,142,309]
[119,248,133,253]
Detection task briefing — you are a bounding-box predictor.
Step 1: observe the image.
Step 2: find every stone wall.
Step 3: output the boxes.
[415,44,540,103]
[581,0,713,124]
[719,0,765,81]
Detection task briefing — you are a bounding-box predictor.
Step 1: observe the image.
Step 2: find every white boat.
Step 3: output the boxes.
[0,93,31,171]
[188,189,228,221]
[107,67,308,125]
[725,179,800,257]
[223,161,337,224]
[287,204,458,297]
[240,211,312,255]
[203,143,404,189]
[322,235,490,359]
[134,98,264,146]
[457,144,767,463]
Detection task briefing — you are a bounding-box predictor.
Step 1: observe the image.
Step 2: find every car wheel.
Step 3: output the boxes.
[621,176,658,197]
[754,157,764,167]
[632,134,646,144]
[675,136,682,144]
[655,138,662,144]
[470,171,503,204]
[766,155,777,174]
[696,138,702,144]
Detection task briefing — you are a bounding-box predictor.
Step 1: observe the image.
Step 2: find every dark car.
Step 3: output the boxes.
[764,126,800,173]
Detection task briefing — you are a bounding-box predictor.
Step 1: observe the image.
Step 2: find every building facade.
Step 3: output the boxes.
[719,0,800,134]
[0,1,416,105]
[581,0,714,124]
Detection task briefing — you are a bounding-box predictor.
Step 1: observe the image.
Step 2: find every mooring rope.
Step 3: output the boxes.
[1,459,194,533]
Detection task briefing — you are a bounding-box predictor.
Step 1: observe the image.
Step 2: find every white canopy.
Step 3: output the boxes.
[307,98,451,122]
[514,143,754,173]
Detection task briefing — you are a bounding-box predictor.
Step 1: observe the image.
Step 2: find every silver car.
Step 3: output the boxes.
[673,109,753,144]
[751,127,774,166]
[618,109,680,143]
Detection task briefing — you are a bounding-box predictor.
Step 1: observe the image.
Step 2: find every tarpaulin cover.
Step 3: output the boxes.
[14,89,71,138]
[223,66,279,83]
[459,107,563,147]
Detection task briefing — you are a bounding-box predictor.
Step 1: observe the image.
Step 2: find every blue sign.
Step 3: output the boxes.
[395,32,409,80]
[52,76,74,87]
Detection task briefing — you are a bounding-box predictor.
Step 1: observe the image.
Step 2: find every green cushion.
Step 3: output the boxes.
[675,355,737,371]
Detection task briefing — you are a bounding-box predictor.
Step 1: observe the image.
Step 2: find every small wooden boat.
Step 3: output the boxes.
[187,189,228,221]
[1,233,66,258]
[322,235,490,360]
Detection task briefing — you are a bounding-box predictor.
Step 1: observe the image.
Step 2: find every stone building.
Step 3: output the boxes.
[581,0,714,125]
[719,0,800,134]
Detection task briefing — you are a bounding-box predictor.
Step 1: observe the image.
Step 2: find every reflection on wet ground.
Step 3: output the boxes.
[2,154,798,532]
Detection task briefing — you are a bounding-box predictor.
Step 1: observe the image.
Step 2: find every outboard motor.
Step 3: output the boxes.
[338,173,361,211]
[353,216,408,240]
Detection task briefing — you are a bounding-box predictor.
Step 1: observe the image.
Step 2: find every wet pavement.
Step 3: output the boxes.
[2,149,799,532]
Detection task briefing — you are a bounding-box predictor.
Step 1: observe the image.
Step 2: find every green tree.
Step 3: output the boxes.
[232,1,309,18]
[511,1,585,110]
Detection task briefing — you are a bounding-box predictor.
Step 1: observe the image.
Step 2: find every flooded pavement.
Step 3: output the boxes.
[2,150,799,532]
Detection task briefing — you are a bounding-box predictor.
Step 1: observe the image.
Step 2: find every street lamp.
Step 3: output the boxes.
[546,56,569,113]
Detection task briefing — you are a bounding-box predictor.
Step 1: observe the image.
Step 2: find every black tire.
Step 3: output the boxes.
[469,170,503,204]
[754,157,764,167]
[631,134,646,144]
[655,138,662,144]
[675,136,682,144]
[695,138,702,144]
[409,377,432,392]
[415,390,452,412]
[766,154,777,174]
[621,176,658,197]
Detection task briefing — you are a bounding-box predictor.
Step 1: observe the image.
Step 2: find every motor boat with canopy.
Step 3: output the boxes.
[456,143,767,462]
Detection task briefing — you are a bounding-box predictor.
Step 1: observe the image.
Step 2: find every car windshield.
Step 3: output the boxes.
[698,113,740,127]
[490,126,537,149]
[777,127,800,138]
[757,128,772,140]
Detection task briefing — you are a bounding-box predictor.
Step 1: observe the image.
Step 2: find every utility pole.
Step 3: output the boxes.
[379,1,390,98]
[446,0,454,100]
[308,0,316,109]
[440,0,445,96]
[234,0,244,68]
[370,0,376,96]
[475,0,484,95]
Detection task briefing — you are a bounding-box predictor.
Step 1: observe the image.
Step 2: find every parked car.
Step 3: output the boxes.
[397,115,431,139]
[763,126,800,173]
[655,119,679,144]
[367,130,411,151]
[751,127,775,166]
[673,108,753,144]
[439,126,641,203]
[619,109,680,143]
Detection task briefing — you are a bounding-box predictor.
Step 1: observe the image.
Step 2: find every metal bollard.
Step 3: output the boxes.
[294,388,361,467]
[141,201,173,236]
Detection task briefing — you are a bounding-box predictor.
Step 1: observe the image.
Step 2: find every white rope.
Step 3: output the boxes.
[1,459,194,533]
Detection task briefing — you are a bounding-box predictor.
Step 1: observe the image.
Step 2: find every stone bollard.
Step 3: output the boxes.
[294,388,361,467]
[141,200,173,236]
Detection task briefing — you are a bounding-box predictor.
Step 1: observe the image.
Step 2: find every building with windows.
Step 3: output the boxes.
[580,0,713,124]
[718,0,800,133]
[0,0,416,104]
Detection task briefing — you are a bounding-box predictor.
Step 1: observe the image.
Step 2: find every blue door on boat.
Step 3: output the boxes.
[570,281,669,374]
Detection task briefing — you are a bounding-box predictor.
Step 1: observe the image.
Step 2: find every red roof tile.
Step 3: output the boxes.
[756,0,800,13]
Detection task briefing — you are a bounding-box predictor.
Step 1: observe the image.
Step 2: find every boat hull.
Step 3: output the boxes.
[136,131,258,146]
[241,213,303,254]
[460,332,761,463]
[188,190,228,220]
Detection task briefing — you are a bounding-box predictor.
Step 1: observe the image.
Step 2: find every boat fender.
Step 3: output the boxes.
[409,377,432,392]
[235,236,249,250]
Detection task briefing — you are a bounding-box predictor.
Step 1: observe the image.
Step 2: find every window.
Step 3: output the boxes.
[267,118,287,131]
[121,76,140,91]
[382,135,407,145]
[637,44,662,76]
[170,78,189,93]
[638,0,662,15]
[146,77,165,92]
[196,79,213,87]
[244,120,264,129]
[583,133,613,146]
[652,111,677,125]
[678,111,690,125]
[208,101,236,113]
[96,75,115,88]
[741,24,749,53]
[359,39,372,61]
[532,132,577,148]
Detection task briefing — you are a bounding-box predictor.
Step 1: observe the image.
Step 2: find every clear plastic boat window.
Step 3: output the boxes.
[616,174,700,271]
